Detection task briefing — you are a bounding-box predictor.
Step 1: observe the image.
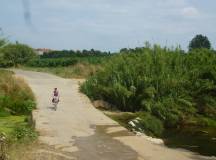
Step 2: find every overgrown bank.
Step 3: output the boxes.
[0,70,37,159]
[81,46,216,155]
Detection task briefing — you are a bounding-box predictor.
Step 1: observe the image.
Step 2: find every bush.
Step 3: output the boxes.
[0,70,37,159]
[0,70,35,115]
[81,46,216,128]
[12,126,37,141]
[8,99,36,115]
[0,57,13,67]
[1,43,36,67]
[136,113,164,137]
[151,102,167,121]
[165,113,180,128]
[196,116,216,127]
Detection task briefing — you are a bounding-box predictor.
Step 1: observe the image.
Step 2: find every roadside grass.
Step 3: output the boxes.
[0,69,37,160]
[0,115,26,136]
[0,114,38,160]
[7,142,37,160]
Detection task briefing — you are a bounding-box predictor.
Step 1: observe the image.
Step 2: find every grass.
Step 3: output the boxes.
[0,69,37,160]
[0,70,36,115]
[105,112,138,129]
[183,115,216,127]
[0,115,26,136]
[7,142,37,160]
[20,62,102,79]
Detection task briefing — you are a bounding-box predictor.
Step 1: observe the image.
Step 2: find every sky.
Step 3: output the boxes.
[0,0,215,52]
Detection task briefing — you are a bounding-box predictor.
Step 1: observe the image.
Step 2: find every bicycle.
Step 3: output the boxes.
[52,96,59,111]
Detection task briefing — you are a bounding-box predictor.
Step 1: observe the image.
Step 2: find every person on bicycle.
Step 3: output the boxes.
[52,88,60,103]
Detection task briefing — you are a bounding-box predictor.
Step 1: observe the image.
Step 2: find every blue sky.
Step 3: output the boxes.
[0,0,215,51]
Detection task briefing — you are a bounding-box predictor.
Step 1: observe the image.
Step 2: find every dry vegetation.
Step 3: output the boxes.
[0,70,37,160]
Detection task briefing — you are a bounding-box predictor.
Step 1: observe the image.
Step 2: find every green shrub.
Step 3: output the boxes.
[12,126,37,141]
[0,57,13,67]
[81,46,216,128]
[0,70,37,158]
[9,99,36,115]
[137,113,164,137]
[0,43,36,67]
[0,70,36,115]
[141,100,152,112]
[165,113,180,128]
[196,116,216,127]
[151,102,167,120]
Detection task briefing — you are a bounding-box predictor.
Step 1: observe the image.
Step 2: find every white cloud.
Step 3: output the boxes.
[181,7,200,18]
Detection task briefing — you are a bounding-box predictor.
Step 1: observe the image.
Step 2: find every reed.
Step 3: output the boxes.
[81,46,216,128]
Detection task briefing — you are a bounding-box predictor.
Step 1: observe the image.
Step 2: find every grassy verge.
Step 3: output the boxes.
[0,115,26,135]
[0,69,37,160]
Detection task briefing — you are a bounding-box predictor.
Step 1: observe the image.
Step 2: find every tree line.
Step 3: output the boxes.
[41,49,111,59]
[0,34,214,68]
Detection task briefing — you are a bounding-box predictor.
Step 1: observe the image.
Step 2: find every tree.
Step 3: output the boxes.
[2,43,36,66]
[189,34,211,51]
[0,38,7,48]
[0,37,9,67]
[120,48,128,53]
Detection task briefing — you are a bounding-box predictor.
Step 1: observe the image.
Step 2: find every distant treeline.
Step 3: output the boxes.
[27,56,109,67]
[27,58,78,67]
[41,49,111,58]
[27,49,112,67]
[0,40,112,67]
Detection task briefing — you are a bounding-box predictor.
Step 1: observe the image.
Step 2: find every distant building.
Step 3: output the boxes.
[35,48,52,55]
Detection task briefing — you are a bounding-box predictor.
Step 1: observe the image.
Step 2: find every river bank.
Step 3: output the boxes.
[103,110,216,157]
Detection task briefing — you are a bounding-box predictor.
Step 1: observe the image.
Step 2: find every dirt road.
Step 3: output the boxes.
[14,70,215,160]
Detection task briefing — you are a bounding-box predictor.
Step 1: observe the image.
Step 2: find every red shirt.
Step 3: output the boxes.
[54,90,59,96]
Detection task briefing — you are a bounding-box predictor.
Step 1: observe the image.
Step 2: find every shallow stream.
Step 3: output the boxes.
[163,126,216,156]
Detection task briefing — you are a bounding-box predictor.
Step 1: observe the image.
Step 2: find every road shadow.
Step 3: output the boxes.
[69,124,141,160]
[47,106,56,111]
